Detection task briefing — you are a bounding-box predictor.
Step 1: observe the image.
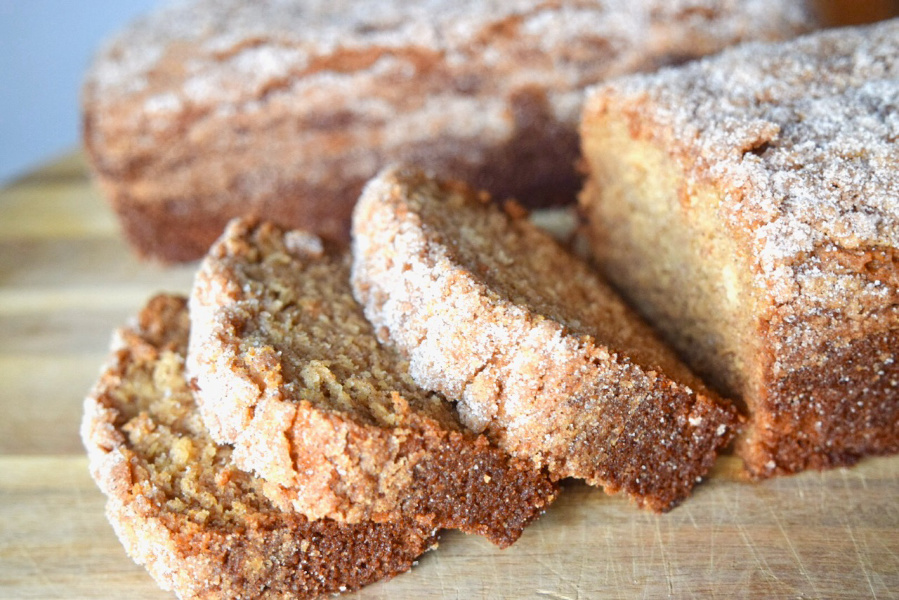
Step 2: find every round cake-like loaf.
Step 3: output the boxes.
[82,0,818,262]
[350,166,740,512]
[187,219,557,547]
[80,294,438,600]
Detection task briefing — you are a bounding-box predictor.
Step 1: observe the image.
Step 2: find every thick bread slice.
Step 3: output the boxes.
[579,19,899,478]
[82,0,818,262]
[187,219,557,547]
[350,166,740,512]
[81,294,438,600]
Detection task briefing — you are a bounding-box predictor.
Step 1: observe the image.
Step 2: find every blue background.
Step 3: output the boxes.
[0,1,157,184]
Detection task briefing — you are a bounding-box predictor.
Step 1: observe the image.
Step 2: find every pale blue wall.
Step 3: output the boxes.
[0,0,158,183]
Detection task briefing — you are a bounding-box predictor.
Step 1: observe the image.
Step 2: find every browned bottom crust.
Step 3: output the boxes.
[740,328,899,478]
[81,294,438,599]
[100,173,363,263]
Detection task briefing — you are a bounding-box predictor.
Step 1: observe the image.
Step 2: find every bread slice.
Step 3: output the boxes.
[350,165,740,512]
[579,19,899,478]
[81,0,818,262]
[187,218,557,547]
[80,294,438,600]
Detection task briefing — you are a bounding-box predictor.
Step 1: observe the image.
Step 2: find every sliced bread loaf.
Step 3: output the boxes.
[579,19,899,477]
[350,166,740,512]
[81,294,438,599]
[187,218,557,547]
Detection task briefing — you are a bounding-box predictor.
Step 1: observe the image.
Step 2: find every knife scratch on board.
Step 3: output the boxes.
[654,517,674,597]
[845,522,879,599]
[772,504,820,598]
[536,590,577,600]
[430,545,452,599]
[735,516,779,583]
[11,544,60,591]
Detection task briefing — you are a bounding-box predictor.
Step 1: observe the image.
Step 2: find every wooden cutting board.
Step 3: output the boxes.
[2,149,898,599]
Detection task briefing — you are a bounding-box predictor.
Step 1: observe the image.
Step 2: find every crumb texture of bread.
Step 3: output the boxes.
[187,219,557,547]
[350,166,740,512]
[82,0,818,262]
[80,294,439,600]
[579,19,899,478]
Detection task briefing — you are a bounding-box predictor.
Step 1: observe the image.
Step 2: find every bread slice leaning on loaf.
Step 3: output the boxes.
[350,165,740,512]
[579,19,899,478]
[187,218,557,547]
[81,0,819,262]
[80,294,439,600]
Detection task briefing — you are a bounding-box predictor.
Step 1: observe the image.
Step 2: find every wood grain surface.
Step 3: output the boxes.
[2,150,898,599]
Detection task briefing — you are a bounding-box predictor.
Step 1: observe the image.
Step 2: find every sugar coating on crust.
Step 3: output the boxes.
[80,294,439,600]
[87,0,816,107]
[82,0,817,261]
[350,166,740,512]
[582,19,899,348]
[579,20,899,477]
[187,219,557,546]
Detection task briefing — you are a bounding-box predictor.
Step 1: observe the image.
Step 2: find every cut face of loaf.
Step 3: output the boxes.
[579,19,899,479]
[350,165,740,512]
[82,0,818,262]
[187,218,557,547]
[80,294,438,600]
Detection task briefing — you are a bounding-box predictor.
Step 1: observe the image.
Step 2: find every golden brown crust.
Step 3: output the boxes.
[350,166,740,512]
[82,0,817,262]
[579,20,899,478]
[80,294,439,600]
[187,219,557,547]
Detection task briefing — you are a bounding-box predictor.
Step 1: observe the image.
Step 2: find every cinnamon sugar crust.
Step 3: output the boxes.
[350,166,740,512]
[187,219,556,547]
[82,0,817,262]
[80,294,438,600]
[579,19,899,478]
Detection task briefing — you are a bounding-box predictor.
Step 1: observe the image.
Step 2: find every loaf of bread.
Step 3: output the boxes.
[351,166,740,512]
[579,19,899,478]
[80,294,438,599]
[187,218,557,547]
[82,0,818,262]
